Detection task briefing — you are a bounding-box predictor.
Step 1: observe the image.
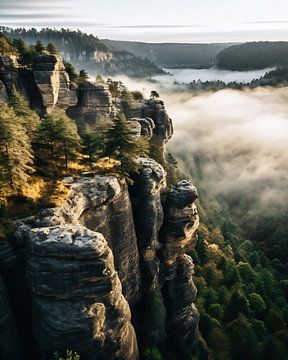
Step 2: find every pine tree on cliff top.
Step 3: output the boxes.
[0,104,34,191]
[37,110,81,169]
[9,89,40,139]
[104,112,148,179]
[81,122,111,167]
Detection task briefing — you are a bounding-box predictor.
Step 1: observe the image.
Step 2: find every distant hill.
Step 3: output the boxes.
[216,41,288,71]
[102,40,233,68]
[0,27,164,77]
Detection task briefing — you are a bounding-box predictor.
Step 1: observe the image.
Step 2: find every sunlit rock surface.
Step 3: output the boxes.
[33,55,77,112]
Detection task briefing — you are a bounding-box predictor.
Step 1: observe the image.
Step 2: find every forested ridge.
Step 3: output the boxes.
[216,41,288,71]
[0,27,164,77]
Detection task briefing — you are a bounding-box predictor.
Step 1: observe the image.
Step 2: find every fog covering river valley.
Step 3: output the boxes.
[152,67,274,84]
[118,74,288,261]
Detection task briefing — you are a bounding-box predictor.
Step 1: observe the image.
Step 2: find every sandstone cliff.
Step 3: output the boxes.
[0,54,199,360]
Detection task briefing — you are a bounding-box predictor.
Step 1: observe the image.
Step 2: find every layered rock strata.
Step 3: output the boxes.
[68,83,113,130]
[141,99,173,164]
[33,55,78,112]
[28,225,138,360]
[160,181,200,355]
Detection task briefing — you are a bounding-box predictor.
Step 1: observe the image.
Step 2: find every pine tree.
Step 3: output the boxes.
[104,113,144,179]
[56,112,81,169]
[9,89,40,139]
[34,40,45,54]
[47,43,58,55]
[37,110,80,169]
[0,105,34,191]
[81,122,110,167]
[78,69,89,84]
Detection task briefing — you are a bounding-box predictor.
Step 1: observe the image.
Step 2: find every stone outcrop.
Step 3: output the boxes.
[0,51,200,359]
[0,55,20,94]
[160,181,200,355]
[23,175,141,306]
[130,117,155,139]
[132,158,166,289]
[28,225,138,360]
[68,82,113,130]
[142,99,173,147]
[33,55,77,112]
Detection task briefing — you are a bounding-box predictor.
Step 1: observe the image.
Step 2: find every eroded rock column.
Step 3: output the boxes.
[160,180,200,356]
[28,225,138,360]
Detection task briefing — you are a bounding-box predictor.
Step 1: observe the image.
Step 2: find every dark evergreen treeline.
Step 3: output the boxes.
[0,27,108,60]
[0,27,165,77]
[182,66,288,92]
[216,42,288,71]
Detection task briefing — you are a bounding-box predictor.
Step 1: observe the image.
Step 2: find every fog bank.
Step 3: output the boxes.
[167,87,288,222]
[113,75,288,224]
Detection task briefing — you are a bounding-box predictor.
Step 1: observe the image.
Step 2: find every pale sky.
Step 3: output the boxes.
[1,0,288,43]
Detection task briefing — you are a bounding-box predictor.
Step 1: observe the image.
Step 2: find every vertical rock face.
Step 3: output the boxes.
[33,55,77,112]
[0,275,21,360]
[79,178,141,305]
[130,117,155,139]
[0,55,20,95]
[141,99,174,163]
[160,181,200,355]
[30,175,141,305]
[132,158,166,289]
[28,225,138,360]
[68,83,113,130]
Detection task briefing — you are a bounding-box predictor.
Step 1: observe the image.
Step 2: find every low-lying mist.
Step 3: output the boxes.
[167,88,288,221]
[115,76,288,234]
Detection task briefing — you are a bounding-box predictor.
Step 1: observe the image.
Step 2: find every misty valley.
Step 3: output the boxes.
[153,67,274,85]
[0,19,288,360]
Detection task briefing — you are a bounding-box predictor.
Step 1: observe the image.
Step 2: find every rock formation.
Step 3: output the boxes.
[141,100,173,143]
[160,181,200,355]
[33,55,78,112]
[68,82,113,130]
[130,117,155,139]
[0,52,199,359]
[28,225,138,360]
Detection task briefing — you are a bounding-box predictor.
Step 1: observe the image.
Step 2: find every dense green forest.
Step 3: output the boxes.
[189,201,288,360]
[216,42,288,70]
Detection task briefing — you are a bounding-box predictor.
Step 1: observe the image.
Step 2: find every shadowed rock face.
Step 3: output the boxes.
[28,225,138,360]
[0,275,21,360]
[130,117,155,139]
[160,180,200,355]
[68,82,113,130]
[132,158,166,289]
